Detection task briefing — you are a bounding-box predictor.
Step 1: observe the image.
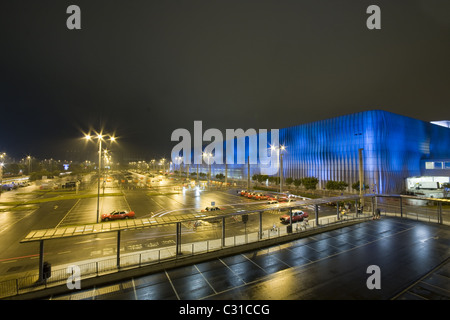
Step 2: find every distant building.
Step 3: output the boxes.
[207,110,450,194]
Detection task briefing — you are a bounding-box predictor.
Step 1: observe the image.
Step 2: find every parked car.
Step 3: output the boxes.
[280,210,308,224]
[253,193,269,200]
[239,190,249,196]
[101,210,135,221]
[247,192,257,199]
[201,206,225,212]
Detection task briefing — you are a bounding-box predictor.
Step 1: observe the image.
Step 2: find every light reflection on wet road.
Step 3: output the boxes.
[51,217,450,300]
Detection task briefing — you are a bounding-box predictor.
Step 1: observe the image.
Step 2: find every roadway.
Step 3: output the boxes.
[49,216,450,300]
[0,175,338,279]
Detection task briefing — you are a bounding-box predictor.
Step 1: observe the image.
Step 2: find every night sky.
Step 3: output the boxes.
[1,0,449,161]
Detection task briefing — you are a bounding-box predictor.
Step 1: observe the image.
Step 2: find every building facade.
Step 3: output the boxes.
[278,110,450,194]
[193,110,450,194]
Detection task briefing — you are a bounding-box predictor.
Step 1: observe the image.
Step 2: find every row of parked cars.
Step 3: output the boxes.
[1,181,31,191]
[238,190,296,203]
[238,190,309,224]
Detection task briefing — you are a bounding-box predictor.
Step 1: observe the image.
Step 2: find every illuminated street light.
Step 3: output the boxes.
[176,156,183,178]
[271,144,286,193]
[0,152,5,197]
[150,159,155,172]
[203,152,213,186]
[84,132,117,223]
[161,158,166,174]
[27,155,32,174]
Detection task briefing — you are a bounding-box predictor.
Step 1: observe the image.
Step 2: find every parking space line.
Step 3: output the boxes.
[122,194,132,212]
[164,270,180,300]
[56,198,81,228]
[131,278,138,300]
[218,258,247,284]
[194,264,217,294]
[241,254,268,274]
[272,254,292,268]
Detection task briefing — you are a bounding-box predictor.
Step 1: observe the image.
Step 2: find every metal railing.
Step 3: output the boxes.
[2,194,448,299]
[0,212,369,299]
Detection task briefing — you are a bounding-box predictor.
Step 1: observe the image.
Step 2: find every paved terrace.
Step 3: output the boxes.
[49,216,450,300]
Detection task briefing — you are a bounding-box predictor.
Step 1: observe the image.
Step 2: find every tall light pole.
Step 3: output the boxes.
[161,158,166,174]
[85,133,116,223]
[150,159,155,172]
[0,152,5,197]
[203,152,212,186]
[176,156,182,179]
[27,155,31,175]
[358,148,364,211]
[271,145,286,193]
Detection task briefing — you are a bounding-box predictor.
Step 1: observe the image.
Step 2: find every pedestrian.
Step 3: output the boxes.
[376,208,381,220]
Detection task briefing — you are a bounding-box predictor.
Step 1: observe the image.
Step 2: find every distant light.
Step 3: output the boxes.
[431,120,450,128]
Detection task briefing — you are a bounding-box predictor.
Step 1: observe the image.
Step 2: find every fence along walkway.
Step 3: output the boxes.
[1,210,370,299]
[3,193,449,298]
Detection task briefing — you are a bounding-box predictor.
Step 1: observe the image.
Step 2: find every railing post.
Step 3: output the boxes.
[336,201,340,220]
[176,222,181,256]
[116,230,121,269]
[400,197,403,218]
[222,217,226,247]
[372,196,375,218]
[259,211,263,239]
[438,202,442,224]
[315,204,319,226]
[38,240,44,282]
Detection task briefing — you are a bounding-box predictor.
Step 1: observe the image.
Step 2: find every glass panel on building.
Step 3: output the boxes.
[425,162,434,169]
[434,162,443,169]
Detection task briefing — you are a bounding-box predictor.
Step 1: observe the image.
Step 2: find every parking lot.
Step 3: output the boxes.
[50,216,450,300]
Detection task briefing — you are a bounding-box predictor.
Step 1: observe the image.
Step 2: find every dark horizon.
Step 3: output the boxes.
[1,1,449,161]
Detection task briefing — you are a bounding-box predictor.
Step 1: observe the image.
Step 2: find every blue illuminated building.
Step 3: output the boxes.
[205,110,450,194]
[278,110,450,194]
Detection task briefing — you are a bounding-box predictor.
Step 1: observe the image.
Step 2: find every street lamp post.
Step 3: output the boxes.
[176,156,182,179]
[0,152,5,197]
[27,155,31,175]
[271,145,286,193]
[85,133,116,223]
[161,158,166,174]
[150,159,155,172]
[203,152,212,186]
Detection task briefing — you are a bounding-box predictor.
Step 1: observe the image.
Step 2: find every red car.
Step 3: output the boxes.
[280,210,308,224]
[101,210,135,222]
[239,190,249,196]
[253,193,269,200]
[247,192,257,199]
